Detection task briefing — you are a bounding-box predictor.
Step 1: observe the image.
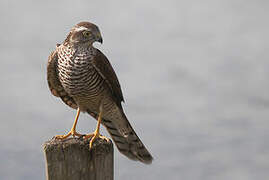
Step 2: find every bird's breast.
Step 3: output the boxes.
[57,46,99,96]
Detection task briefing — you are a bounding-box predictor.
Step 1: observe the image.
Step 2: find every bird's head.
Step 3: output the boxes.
[65,21,103,46]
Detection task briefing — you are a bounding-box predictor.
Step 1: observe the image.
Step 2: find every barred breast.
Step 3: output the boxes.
[57,45,107,113]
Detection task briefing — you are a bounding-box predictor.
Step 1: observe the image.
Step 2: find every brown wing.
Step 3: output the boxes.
[47,49,78,109]
[91,49,124,107]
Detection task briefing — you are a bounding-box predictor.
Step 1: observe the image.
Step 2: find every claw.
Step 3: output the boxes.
[55,129,83,140]
[83,132,109,148]
[54,108,82,140]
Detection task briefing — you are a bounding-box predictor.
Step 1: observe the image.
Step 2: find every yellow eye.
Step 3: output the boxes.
[83,31,91,37]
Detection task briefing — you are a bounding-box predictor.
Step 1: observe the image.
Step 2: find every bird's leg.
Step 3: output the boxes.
[55,108,83,139]
[83,105,109,148]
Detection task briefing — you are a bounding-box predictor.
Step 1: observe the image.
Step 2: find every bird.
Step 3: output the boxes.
[47,21,153,164]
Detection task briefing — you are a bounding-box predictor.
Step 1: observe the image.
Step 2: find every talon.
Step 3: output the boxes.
[100,135,110,142]
[82,133,95,148]
[55,132,71,140]
[83,133,94,139]
[87,132,109,148]
[79,134,86,140]
[89,133,98,148]
[54,129,83,140]
[54,108,82,140]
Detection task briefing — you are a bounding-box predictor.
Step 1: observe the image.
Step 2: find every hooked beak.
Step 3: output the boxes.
[98,37,103,44]
[96,32,103,44]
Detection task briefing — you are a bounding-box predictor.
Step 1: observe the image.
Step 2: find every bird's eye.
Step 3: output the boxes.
[83,31,91,37]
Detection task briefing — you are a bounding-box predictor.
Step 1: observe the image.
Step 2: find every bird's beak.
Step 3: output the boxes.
[96,32,103,44]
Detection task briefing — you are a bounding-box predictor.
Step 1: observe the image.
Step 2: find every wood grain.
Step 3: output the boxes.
[43,137,113,180]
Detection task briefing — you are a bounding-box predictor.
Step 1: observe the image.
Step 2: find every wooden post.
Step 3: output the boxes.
[43,137,113,180]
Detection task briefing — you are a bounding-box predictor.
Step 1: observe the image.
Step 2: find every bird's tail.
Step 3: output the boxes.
[87,110,153,164]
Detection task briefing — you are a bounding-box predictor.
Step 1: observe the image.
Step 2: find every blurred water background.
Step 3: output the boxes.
[0,0,269,179]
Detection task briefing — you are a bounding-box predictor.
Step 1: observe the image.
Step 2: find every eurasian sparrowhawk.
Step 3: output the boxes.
[47,21,153,164]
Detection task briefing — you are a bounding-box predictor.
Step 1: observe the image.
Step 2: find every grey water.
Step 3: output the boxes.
[0,0,269,179]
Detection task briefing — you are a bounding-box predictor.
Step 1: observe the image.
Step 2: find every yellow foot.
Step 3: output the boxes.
[83,132,109,148]
[55,130,83,140]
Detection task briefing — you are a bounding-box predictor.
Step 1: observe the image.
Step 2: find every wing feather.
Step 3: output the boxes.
[91,49,124,106]
[47,49,78,109]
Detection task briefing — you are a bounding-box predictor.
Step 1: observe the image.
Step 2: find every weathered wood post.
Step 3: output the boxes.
[43,137,113,180]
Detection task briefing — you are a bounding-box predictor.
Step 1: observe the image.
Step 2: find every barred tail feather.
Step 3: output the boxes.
[103,117,153,164]
[87,110,153,164]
